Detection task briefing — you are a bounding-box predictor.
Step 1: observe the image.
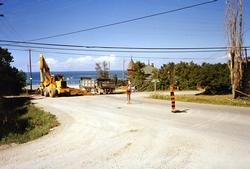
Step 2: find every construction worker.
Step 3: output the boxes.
[127,80,132,104]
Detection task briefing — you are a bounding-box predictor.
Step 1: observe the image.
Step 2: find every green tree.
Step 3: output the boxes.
[174,62,201,90]
[0,48,26,96]
[173,62,230,93]
[95,61,109,79]
[200,63,231,94]
[157,63,173,90]
[129,61,146,91]
[127,60,231,94]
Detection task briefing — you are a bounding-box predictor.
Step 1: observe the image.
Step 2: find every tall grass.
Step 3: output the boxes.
[150,94,250,107]
[0,97,59,145]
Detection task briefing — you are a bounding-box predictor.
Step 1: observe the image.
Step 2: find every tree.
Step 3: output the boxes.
[225,0,243,98]
[162,61,230,94]
[158,64,171,90]
[95,61,109,79]
[129,61,146,91]
[174,62,201,90]
[0,47,26,96]
[200,63,231,94]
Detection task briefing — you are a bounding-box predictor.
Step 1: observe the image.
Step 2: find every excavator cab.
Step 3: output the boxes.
[54,74,67,88]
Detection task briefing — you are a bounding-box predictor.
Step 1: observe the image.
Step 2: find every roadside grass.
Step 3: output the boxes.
[149,93,250,107]
[0,97,59,145]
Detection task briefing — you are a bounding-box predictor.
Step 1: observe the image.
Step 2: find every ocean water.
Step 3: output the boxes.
[26,71,125,85]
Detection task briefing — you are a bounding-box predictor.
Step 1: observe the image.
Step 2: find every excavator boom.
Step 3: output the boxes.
[39,53,51,87]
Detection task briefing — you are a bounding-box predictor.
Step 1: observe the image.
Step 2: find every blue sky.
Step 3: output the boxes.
[0,0,249,71]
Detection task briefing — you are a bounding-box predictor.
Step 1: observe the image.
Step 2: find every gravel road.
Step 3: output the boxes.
[0,93,250,169]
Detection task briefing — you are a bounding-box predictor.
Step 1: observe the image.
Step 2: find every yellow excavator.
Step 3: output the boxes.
[39,53,70,97]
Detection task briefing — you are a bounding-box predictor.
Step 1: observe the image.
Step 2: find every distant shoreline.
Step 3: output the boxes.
[24,70,124,73]
[25,70,126,85]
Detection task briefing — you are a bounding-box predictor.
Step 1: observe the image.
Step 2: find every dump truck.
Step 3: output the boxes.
[39,53,80,97]
[79,77,115,94]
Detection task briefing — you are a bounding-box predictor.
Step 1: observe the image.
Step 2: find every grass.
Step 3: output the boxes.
[150,93,250,107]
[0,97,59,145]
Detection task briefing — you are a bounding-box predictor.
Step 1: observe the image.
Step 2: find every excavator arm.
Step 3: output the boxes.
[39,53,51,87]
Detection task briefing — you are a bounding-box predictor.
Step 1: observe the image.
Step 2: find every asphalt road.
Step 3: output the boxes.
[0,93,250,169]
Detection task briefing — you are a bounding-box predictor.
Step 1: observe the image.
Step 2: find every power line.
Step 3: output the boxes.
[0,21,14,39]
[6,47,221,60]
[29,0,218,41]
[1,39,250,50]
[6,48,116,56]
[0,20,25,40]
[0,43,233,53]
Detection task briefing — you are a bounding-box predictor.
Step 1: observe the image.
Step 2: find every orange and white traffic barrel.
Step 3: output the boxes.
[170,85,176,113]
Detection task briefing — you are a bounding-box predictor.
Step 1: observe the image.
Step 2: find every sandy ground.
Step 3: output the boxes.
[0,93,250,169]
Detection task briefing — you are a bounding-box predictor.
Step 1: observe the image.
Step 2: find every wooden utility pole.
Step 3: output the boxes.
[225,0,243,98]
[123,57,125,80]
[29,49,32,91]
[108,61,110,79]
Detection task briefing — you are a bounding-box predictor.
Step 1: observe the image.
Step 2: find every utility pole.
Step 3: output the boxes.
[123,57,125,79]
[108,61,110,79]
[29,49,32,91]
[245,48,248,64]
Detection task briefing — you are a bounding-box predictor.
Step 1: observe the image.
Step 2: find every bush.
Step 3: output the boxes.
[0,48,26,96]
[203,85,231,95]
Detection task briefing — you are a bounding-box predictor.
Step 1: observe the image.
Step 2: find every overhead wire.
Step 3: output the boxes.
[28,0,218,41]
[0,43,232,53]
[1,40,249,50]
[5,47,221,60]
[0,20,14,39]
[1,19,25,40]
